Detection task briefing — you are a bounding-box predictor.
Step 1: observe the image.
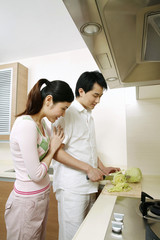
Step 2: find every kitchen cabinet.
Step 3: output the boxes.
[0,62,28,141]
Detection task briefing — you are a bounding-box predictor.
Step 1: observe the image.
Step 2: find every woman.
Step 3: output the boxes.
[4,78,74,240]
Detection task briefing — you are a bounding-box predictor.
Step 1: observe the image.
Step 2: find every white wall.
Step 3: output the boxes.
[93,88,127,168]
[126,98,160,175]
[0,48,127,170]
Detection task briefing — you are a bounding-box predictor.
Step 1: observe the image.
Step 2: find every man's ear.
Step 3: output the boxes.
[78,88,85,97]
[45,95,53,106]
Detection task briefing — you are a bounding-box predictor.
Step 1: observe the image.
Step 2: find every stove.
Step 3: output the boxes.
[140,192,160,221]
[104,192,160,240]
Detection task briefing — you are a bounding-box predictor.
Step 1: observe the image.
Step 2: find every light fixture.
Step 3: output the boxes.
[107,77,118,81]
[80,22,102,36]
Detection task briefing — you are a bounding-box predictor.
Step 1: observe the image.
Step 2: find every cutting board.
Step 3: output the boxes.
[102,181,142,198]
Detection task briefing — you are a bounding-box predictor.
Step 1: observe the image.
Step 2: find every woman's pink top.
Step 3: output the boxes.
[10,115,51,196]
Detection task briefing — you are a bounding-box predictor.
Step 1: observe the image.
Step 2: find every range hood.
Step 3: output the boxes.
[63,0,160,88]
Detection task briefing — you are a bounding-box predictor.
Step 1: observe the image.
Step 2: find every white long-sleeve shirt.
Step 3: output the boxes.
[52,100,98,194]
[10,115,51,196]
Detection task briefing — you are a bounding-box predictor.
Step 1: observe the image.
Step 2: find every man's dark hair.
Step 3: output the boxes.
[75,71,107,97]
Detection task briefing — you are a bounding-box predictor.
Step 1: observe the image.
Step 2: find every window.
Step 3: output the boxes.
[0,63,28,141]
[0,68,12,135]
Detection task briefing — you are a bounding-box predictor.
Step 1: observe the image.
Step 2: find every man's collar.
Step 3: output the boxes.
[73,100,91,114]
[73,99,84,112]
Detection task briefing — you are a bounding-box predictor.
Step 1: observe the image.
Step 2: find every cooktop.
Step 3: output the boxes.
[104,194,160,240]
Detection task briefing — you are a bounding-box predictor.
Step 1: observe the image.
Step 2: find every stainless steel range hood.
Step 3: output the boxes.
[63,0,160,88]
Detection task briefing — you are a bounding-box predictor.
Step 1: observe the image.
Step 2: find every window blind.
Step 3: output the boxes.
[0,68,12,135]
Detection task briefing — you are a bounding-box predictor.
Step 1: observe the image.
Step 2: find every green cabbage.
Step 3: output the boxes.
[125,167,142,183]
[112,171,127,185]
[108,171,132,192]
[107,168,142,193]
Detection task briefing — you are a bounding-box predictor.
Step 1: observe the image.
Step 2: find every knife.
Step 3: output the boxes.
[86,174,130,181]
[86,175,114,180]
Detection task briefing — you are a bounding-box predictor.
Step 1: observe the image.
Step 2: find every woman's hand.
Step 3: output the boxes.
[41,126,64,168]
[49,126,64,155]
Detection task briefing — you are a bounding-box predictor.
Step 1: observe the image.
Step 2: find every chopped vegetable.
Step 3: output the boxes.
[125,167,142,183]
[107,167,142,193]
[111,171,127,185]
[108,171,132,192]
[108,182,132,192]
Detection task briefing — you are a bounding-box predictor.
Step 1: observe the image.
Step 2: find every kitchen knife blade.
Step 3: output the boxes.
[86,174,130,181]
[103,175,130,180]
[86,175,113,180]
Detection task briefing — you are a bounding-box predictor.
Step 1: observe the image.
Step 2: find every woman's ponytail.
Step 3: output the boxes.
[17,79,48,116]
[17,78,74,117]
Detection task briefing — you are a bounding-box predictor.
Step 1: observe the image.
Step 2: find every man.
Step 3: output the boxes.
[52,71,120,240]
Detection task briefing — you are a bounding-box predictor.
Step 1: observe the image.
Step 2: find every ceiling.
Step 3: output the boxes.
[0,0,86,63]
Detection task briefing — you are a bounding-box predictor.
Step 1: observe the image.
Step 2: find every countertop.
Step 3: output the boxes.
[72,175,160,240]
[0,160,53,182]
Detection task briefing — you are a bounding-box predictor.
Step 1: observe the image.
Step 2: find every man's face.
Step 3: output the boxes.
[79,82,103,110]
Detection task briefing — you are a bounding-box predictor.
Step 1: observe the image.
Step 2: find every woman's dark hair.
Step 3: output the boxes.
[17,78,74,116]
[75,71,107,97]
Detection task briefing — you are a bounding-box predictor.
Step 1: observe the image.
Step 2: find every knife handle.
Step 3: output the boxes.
[86,175,105,180]
[86,175,89,180]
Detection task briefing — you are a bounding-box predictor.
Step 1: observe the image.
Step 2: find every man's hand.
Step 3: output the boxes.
[98,158,120,176]
[86,166,104,182]
[101,166,120,176]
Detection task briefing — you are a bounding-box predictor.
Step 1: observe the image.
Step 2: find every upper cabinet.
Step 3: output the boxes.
[0,62,28,141]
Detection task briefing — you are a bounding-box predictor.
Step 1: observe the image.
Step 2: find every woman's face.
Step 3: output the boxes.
[44,96,71,123]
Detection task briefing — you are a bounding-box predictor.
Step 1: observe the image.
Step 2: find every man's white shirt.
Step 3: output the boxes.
[52,100,98,194]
